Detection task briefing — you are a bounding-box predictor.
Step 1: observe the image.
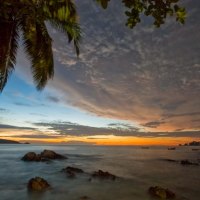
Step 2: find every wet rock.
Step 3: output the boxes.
[92,170,116,180]
[22,150,66,161]
[141,147,149,149]
[162,159,177,163]
[22,152,41,161]
[168,147,176,150]
[40,150,66,160]
[80,196,90,200]
[67,171,76,178]
[162,158,199,166]
[180,160,199,166]
[28,177,50,191]
[62,166,84,178]
[148,186,175,199]
[63,166,84,173]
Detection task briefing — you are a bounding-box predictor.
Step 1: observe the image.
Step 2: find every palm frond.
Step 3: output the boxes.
[50,20,81,56]
[40,0,81,56]
[21,16,54,90]
[0,21,19,92]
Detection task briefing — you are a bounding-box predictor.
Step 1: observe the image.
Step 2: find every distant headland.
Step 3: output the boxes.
[0,139,29,144]
[179,141,200,146]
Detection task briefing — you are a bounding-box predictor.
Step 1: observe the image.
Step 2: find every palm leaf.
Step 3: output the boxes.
[40,0,81,55]
[50,20,81,56]
[0,21,19,92]
[21,16,54,90]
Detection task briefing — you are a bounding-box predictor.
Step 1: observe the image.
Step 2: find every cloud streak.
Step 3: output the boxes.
[32,121,200,138]
[0,124,35,130]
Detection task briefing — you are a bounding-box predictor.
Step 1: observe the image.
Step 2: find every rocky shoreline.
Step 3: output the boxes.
[21,149,185,199]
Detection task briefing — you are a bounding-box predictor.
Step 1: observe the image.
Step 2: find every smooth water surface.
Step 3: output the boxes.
[0,145,200,200]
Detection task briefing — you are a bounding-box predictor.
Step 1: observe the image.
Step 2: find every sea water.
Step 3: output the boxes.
[0,145,199,200]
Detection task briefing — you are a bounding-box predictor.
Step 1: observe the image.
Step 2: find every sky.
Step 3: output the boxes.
[0,0,200,145]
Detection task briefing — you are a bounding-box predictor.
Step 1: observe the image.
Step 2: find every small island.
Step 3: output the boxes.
[179,141,200,146]
[0,139,30,144]
[0,139,20,144]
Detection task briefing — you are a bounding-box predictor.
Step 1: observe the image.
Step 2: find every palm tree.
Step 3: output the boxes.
[0,0,186,92]
[0,0,81,91]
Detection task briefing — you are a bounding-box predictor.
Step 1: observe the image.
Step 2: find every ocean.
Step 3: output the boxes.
[0,145,199,200]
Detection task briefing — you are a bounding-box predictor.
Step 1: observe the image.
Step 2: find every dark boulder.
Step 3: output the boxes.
[62,166,84,178]
[63,166,84,173]
[80,196,90,200]
[148,186,175,199]
[192,149,199,151]
[22,152,41,161]
[181,160,199,166]
[22,150,66,161]
[40,150,66,160]
[162,159,177,163]
[168,147,176,150]
[92,170,116,180]
[28,177,50,191]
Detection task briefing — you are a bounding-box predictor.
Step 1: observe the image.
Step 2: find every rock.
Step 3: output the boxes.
[80,196,90,200]
[92,170,116,180]
[165,189,176,199]
[40,150,66,160]
[63,166,84,173]
[28,177,50,191]
[22,150,66,161]
[162,159,177,163]
[181,160,199,166]
[168,147,176,150]
[67,171,76,178]
[141,147,149,149]
[22,152,41,161]
[62,166,84,178]
[148,186,175,199]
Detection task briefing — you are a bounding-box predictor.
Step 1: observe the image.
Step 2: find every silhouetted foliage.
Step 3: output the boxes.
[0,0,81,91]
[0,0,186,92]
[96,0,186,28]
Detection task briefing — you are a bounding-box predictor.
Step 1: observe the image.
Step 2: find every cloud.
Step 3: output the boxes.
[6,134,61,139]
[33,121,200,138]
[33,121,140,136]
[46,95,60,103]
[142,121,166,128]
[29,113,47,117]
[108,123,140,131]
[15,0,200,132]
[14,102,32,107]
[0,108,9,113]
[0,124,35,130]
[60,140,95,145]
[163,112,200,119]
